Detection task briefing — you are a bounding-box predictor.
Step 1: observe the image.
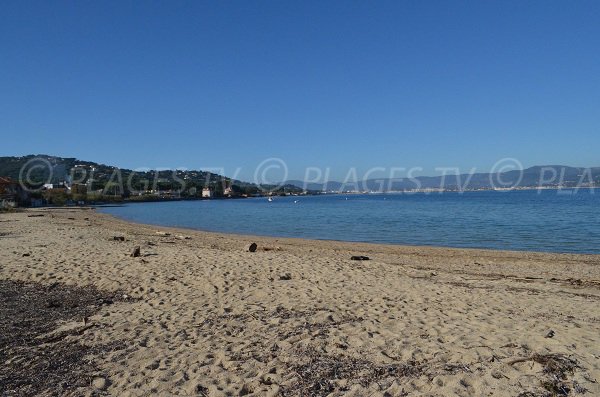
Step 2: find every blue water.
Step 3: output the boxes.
[99,190,600,254]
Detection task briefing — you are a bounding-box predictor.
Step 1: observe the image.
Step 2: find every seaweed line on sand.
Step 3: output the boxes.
[0,279,134,396]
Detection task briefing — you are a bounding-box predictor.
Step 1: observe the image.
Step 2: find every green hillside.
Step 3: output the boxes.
[0,155,304,202]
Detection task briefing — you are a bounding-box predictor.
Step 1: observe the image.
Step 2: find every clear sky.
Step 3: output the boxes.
[1,1,599,181]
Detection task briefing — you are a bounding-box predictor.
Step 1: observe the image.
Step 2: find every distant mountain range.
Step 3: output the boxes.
[285,165,600,192]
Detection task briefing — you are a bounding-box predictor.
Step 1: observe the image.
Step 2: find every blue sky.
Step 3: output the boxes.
[1,1,599,181]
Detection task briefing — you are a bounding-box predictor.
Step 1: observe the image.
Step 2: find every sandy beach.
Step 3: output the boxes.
[1,208,599,396]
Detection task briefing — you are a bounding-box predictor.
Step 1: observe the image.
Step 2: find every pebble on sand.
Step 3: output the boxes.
[92,376,108,390]
[131,246,141,257]
[246,243,258,252]
[279,273,292,280]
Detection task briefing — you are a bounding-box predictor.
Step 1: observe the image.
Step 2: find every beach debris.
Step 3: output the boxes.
[0,280,130,395]
[27,214,45,217]
[99,297,114,305]
[22,253,31,257]
[112,236,125,242]
[280,346,423,396]
[350,255,370,261]
[443,363,472,374]
[279,273,292,280]
[573,380,589,394]
[491,370,506,379]
[92,376,109,390]
[545,329,556,338]
[246,242,258,252]
[131,246,141,257]
[176,235,191,240]
[508,353,580,395]
[262,246,282,251]
[155,231,171,237]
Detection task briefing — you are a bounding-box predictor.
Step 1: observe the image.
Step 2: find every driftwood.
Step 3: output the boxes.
[350,255,370,261]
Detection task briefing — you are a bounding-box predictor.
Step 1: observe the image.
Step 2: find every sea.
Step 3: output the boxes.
[99,189,600,254]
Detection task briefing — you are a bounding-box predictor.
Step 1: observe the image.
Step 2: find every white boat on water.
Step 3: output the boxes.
[268,197,273,202]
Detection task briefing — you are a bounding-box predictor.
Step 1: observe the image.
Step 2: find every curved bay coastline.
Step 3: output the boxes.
[97,189,600,255]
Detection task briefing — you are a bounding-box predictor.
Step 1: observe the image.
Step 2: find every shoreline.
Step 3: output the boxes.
[1,208,599,396]
[96,206,600,258]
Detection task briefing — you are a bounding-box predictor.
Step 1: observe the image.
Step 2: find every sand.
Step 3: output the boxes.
[1,207,599,396]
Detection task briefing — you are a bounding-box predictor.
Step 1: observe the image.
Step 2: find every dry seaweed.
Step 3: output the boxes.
[280,346,423,396]
[0,280,133,396]
[196,307,421,396]
[510,353,583,396]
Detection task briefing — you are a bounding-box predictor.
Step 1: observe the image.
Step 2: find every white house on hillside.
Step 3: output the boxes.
[202,187,213,198]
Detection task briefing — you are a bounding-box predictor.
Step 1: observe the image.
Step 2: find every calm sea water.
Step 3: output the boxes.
[99,190,600,254]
